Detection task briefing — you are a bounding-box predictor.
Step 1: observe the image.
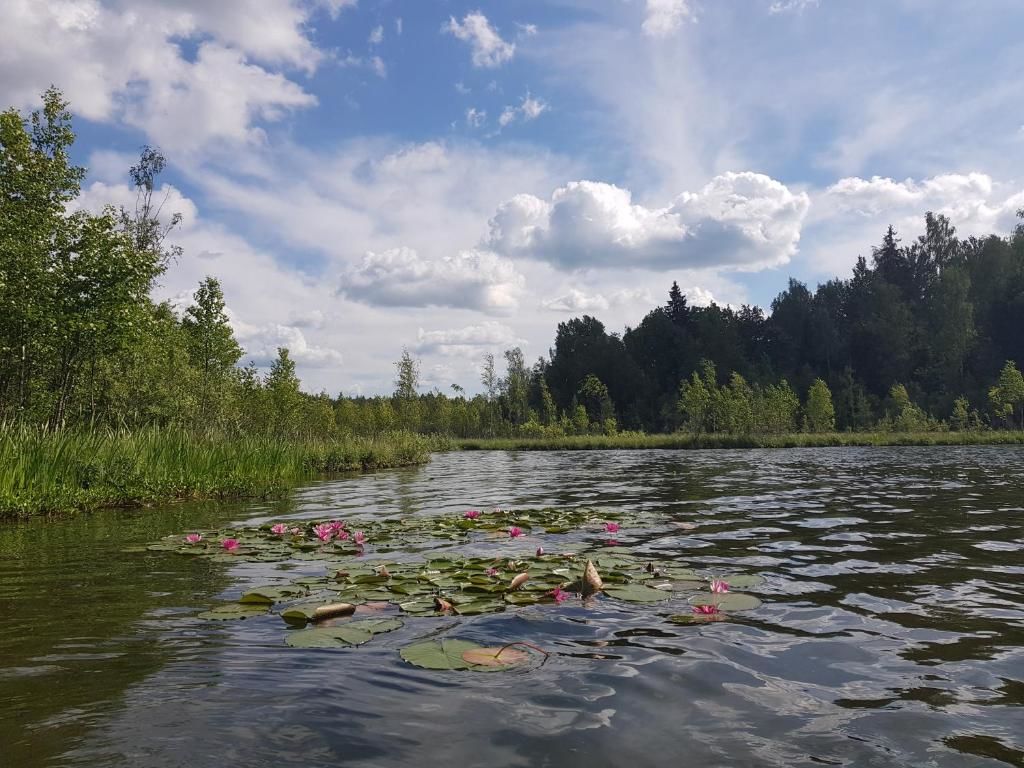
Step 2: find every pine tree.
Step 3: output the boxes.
[665,281,689,325]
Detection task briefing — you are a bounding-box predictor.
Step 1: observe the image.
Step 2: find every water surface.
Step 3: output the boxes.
[1,447,1023,767]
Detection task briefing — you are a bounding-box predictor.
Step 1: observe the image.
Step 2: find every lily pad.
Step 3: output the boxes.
[197,604,269,621]
[240,585,308,604]
[602,583,673,603]
[284,618,402,648]
[689,593,762,611]
[461,646,529,669]
[400,639,480,670]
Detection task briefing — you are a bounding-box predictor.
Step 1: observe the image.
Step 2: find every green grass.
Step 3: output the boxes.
[0,428,442,519]
[455,431,1024,451]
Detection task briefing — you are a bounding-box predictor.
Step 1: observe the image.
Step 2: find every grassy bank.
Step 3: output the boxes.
[455,431,1024,451]
[0,428,443,519]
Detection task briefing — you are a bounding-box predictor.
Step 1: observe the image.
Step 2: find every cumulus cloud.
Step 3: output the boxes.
[499,92,548,127]
[642,0,693,37]
[0,0,328,152]
[443,12,515,68]
[541,288,654,312]
[822,173,1024,234]
[413,322,525,355]
[368,25,384,45]
[232,318,344,367]
[487,173,810,271]
[338,247,525,312]
[466,107,487,128]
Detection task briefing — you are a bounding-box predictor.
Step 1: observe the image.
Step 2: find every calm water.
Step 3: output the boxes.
[1,447,1023,767]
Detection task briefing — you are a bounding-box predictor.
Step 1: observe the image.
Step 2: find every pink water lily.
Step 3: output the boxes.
[354,531,366,546]
[550,587,570,603]
[329,520,346,533]
[693,604,720,615]
[536,547,545,557]
[270,524,287,535]
[709,579,729,593]
[221,538,239,552]
[464,510,481,520]
[486,567,499,577]
[604,522,620,534]
[314,524,334,542]
[290,527,302,536]
[185,533,202,544]
[508,526,524,538]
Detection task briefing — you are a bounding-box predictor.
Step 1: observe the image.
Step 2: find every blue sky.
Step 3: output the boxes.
[3,0,1023,394]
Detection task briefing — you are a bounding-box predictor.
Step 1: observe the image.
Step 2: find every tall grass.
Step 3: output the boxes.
[456,431,1024,451]
[0,427,442,519]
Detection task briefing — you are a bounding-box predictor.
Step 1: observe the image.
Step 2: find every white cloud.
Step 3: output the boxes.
[443,12,515,68]
[466,107,487,128]
[821,173,1024,234]
[233,317,344,368]
[0,0,326,153]
[498,92,548,128]
[455,81,471,95]
[413,322,524,355]
[541,288,654,313]
[642,0,693,38]
[338,247,525,312]
[368,24,383,45]
[517,23,538,37]
[395,17,403,36]
[339,52,388,78]
[487,173,810,271]
[769,0,819,14]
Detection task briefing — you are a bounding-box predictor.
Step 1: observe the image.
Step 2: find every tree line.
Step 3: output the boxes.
[2,89,1023,440]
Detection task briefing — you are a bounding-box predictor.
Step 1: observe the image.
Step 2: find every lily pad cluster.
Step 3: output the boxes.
[144,507,766,670]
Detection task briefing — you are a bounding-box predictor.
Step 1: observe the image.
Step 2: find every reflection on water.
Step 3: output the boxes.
[1,447,1022,767]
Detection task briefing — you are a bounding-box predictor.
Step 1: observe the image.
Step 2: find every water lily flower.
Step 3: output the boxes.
[604,522,620,534]
[509,526,524,538]
[354,531,366,546]
[337,529,350,541]
[464,510,481,520]
[185,533,202,544]
[693,604,720,615]
[270,524,287,535]
[709,579,729,593]
[550,587,570,603]
[485,567,499,577]
[536,547,545,557]
[314,524,334,542]
[329,520,346,533]
[290,527,302,536]
[222,539,239,552]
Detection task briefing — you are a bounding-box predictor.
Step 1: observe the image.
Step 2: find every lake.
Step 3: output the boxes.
[1,447,1022,767]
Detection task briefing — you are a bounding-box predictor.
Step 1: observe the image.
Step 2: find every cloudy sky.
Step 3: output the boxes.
[4,0,1023,394]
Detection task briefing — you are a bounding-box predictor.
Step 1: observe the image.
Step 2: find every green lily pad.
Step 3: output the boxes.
[602,583,672,603]
[240,585,308,604]
[713,574,764,589]
[284,618,402,648]
[400,639,480,670]
[689,593,762,611]
[197,604,269,621]
[667,613,726,624]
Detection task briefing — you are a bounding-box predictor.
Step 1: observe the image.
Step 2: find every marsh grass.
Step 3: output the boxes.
[0,427,441,519]
[455,431,1024,451]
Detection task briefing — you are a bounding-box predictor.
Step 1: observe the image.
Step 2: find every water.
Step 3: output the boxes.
[1,447,1023,767]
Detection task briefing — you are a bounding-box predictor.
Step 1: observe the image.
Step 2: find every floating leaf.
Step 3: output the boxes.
[197,604,269,621]
[284,618,401,648]
[602,583,672,603]
[689,593,762,611]
[667,613,726,624]
[400,639,480,670]
[240,585,308,604]
[461,646,529,669]
[280,602,356,624]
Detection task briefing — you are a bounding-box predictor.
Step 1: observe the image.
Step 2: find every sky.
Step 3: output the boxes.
[3,0,1024,395]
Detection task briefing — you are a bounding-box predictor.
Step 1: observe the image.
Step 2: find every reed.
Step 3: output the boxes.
[455,431,1024,451]
[0,427,440,519]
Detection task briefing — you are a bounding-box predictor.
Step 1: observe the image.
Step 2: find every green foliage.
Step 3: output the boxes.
[804,379,836,433]
[989,360,1024,428]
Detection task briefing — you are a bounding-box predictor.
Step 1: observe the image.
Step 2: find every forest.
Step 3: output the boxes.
[3,89,1024,445]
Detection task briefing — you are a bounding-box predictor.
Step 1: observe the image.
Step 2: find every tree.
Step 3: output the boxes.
[502,347,530,426]
[678,360,716,433]
[394,347,420,400]
[804,379,836,433]
[578,374,615,424]
[950,396,970,431]
[480,353,498,400]
[182,276,242,423]
[266,348,302,435]
[989,361,1024,428]
[665,281,689,325]
[536,374,557,426]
